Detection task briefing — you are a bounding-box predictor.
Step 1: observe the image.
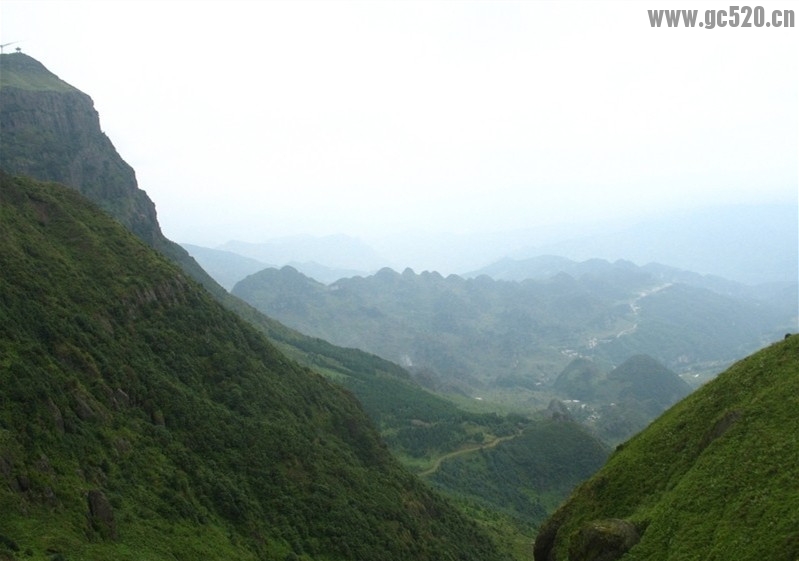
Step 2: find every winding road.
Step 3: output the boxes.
[417,431,522,477]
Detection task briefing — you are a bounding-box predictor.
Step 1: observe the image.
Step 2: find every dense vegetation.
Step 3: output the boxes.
[534,335,799,561]
[428,420,609,524]
[11,51,789,561]
[0,173,511,561]
[0,50,528,472]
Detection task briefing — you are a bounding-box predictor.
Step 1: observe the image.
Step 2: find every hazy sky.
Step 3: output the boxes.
[2,0,797,246]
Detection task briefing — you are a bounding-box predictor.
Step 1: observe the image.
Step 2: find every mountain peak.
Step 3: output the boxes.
[0,52,79,93]
[0,53,157,240]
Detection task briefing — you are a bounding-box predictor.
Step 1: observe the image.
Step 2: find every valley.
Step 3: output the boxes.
[1,48,797,561]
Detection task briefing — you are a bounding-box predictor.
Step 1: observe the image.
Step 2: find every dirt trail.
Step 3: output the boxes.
[418,432,521,477]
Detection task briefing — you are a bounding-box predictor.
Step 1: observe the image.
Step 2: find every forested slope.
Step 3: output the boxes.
[0,173,509,561]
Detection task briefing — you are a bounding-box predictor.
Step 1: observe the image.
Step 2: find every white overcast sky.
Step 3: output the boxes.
[1,0,797,246]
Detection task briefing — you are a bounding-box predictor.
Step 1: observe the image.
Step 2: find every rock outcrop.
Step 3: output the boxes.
[568,519,640,561]
[87,489,117,540]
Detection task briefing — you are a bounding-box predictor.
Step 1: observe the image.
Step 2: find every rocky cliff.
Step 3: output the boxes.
[0,54,158,242]
[0,52,218,293]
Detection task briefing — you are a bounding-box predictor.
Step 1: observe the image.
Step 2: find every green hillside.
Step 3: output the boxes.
[534,335,799,561]
[552,355,691,413]
[0,52,229,305]
[0,173,508,561]
[552,358,606,401]
[0,51,521,470]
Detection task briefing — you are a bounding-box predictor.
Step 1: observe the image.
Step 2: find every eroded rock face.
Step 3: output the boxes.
[533,515,561,561]
[568,518,640,561]
[87,489,117,540]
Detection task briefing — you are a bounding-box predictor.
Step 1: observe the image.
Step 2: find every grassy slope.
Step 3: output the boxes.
[534,335,799,561]
[0,53,77,92]
[0,173,509,561]
[429,420,609,523]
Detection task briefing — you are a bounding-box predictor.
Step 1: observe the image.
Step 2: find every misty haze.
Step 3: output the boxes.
[1,1,797,560]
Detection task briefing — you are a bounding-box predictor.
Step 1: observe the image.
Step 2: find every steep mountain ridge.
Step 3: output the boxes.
[534,335,799,561]
[0,172,508,560]
[0,52,221,296]
[0,53,159,244]
[0,54,446,424]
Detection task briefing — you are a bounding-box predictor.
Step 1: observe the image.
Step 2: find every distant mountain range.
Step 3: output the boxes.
[515,204,798,285]
[181,243,273,290]
[183,199,797,288]
[183,242,366,288]
[219,235,385,274]
[467,255,796,304]
[230,260,794,443]
[231,262,795,397]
